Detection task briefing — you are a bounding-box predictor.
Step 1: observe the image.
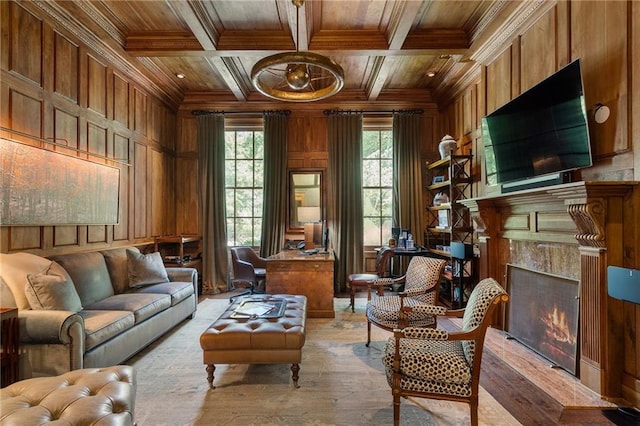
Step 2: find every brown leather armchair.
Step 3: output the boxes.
[230,247,268,299]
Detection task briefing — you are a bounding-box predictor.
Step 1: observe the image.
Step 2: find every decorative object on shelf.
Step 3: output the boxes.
[432,175,445,184]
[433,192,449,206]
[438,134,458,159]
[251,0,344,102]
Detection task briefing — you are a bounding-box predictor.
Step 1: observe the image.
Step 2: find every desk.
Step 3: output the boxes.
[266,250,335,318]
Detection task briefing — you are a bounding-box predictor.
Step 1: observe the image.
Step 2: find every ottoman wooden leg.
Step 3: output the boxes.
[206,364,216,389]
[291,363,300,388]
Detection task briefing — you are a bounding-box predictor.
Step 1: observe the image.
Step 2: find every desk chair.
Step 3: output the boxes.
[230,247,267,301]
[346,247,394,312]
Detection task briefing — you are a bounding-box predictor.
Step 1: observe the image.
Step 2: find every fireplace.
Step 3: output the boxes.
[506,264,580,375]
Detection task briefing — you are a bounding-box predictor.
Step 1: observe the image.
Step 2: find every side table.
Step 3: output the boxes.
[1,307,19,387]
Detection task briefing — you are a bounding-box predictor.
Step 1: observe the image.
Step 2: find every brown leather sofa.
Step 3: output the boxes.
[0,246,197,379]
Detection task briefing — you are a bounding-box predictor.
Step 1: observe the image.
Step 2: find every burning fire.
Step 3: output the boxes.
[541,304,576,346]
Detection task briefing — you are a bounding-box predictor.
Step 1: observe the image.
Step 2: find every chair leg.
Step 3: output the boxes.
[393,387,401,426]
[350,286,355,312]
[366,319,371,347]
[470,396,479,426]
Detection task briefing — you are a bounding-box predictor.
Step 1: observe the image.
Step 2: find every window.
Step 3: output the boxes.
[225,130,264,247]
[362,129,393,246]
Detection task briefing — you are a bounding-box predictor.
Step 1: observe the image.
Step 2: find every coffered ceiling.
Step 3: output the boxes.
[28,0,539,108]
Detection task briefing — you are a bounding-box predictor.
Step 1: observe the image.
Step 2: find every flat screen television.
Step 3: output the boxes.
[482,59,592,189]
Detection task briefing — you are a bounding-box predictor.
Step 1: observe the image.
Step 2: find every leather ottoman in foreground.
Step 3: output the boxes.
[199,294,307,389]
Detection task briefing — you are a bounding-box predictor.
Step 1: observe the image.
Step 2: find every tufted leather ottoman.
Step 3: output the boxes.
[0,365,136,425]
[200,294,306,389]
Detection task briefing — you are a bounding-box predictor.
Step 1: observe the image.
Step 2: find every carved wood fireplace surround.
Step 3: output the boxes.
[460,181,639,401]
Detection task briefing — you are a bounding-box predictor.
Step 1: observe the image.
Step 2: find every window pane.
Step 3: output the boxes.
[225,189,235,217]
[235,218,253,245]
[362,129,393,246]
[236,132,254,159]
[235,189,253,217]
[363,188,380,216]
[225,160,235,186]
[225,130,264,247]
[236,160,254,187]
[362,159,380,187]
[381,159,392,183]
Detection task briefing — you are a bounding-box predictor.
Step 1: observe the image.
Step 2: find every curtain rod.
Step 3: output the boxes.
[191,109,291,116]
[323,108,423,115]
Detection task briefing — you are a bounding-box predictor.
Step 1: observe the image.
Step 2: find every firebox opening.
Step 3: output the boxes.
[506,264,580,376]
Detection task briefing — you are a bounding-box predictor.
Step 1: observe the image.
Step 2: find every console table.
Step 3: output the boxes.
[266,250,335,318]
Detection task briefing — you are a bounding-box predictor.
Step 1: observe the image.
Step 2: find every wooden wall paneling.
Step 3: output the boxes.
[633,2,640,182]
[175,156,199,235]
[8,2,42,86]
[485,48,512,114]
[174,116,198,235]
[150,148,165,237]
[53,226,79,248]
[112,73,129,127]
[519,7,557,92]
[134,142,147,239]
[134,88,147,136]
[571,0,629,158]
[53,31,79,102]
[113,132,130,241]
[6,227,43,251]
[86,54,107,117]
[555,1,571,69]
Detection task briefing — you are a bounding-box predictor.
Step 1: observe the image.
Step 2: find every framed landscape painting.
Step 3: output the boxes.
[1,138,120,225]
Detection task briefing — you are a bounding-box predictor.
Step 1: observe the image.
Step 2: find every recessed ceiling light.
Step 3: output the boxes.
[176,73,185,79]
[426,71,436,78]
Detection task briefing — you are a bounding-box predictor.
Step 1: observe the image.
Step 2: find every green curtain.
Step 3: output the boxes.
[197,113,229,293]
[328,112,363,293]
[260,111,288,257]
[392,111,425,246]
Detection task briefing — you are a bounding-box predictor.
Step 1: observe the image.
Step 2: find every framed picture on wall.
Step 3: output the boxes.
[1,138,120,225]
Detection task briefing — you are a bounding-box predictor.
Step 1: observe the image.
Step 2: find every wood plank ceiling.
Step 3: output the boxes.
[28,0,532,109]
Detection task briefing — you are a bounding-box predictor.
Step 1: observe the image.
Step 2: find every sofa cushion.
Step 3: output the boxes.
[133,281,194,306]
[0,253,53,310]
[80,310,135,351]
[101,247,140,294]
[85,293,171,324]
[50,252,115,307]
[126,249,169,288]
[25,262,83,312]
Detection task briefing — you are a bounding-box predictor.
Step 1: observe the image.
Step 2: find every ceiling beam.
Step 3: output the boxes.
[365,0,422,101]
[165,0,249,101]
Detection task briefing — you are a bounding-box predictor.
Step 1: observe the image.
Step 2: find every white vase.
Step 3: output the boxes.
[438,135,457,159]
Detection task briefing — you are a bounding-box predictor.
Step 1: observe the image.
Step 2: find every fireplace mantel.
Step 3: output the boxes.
[460,180,638,399]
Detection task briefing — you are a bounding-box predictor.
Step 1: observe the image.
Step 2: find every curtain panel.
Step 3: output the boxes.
[328,112,364,293]
[197,113,230,293]
[392,112,425,246]
[260,111,289,257]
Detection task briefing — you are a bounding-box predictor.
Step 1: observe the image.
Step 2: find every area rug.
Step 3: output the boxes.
[128,297,519,425]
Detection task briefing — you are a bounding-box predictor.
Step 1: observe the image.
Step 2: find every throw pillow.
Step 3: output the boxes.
[25,263,83,312]
[126,249,169,287]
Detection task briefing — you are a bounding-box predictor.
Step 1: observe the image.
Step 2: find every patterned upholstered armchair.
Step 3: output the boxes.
[365,256,446,346]
[347,246,395,312]
[382,278,509,426]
